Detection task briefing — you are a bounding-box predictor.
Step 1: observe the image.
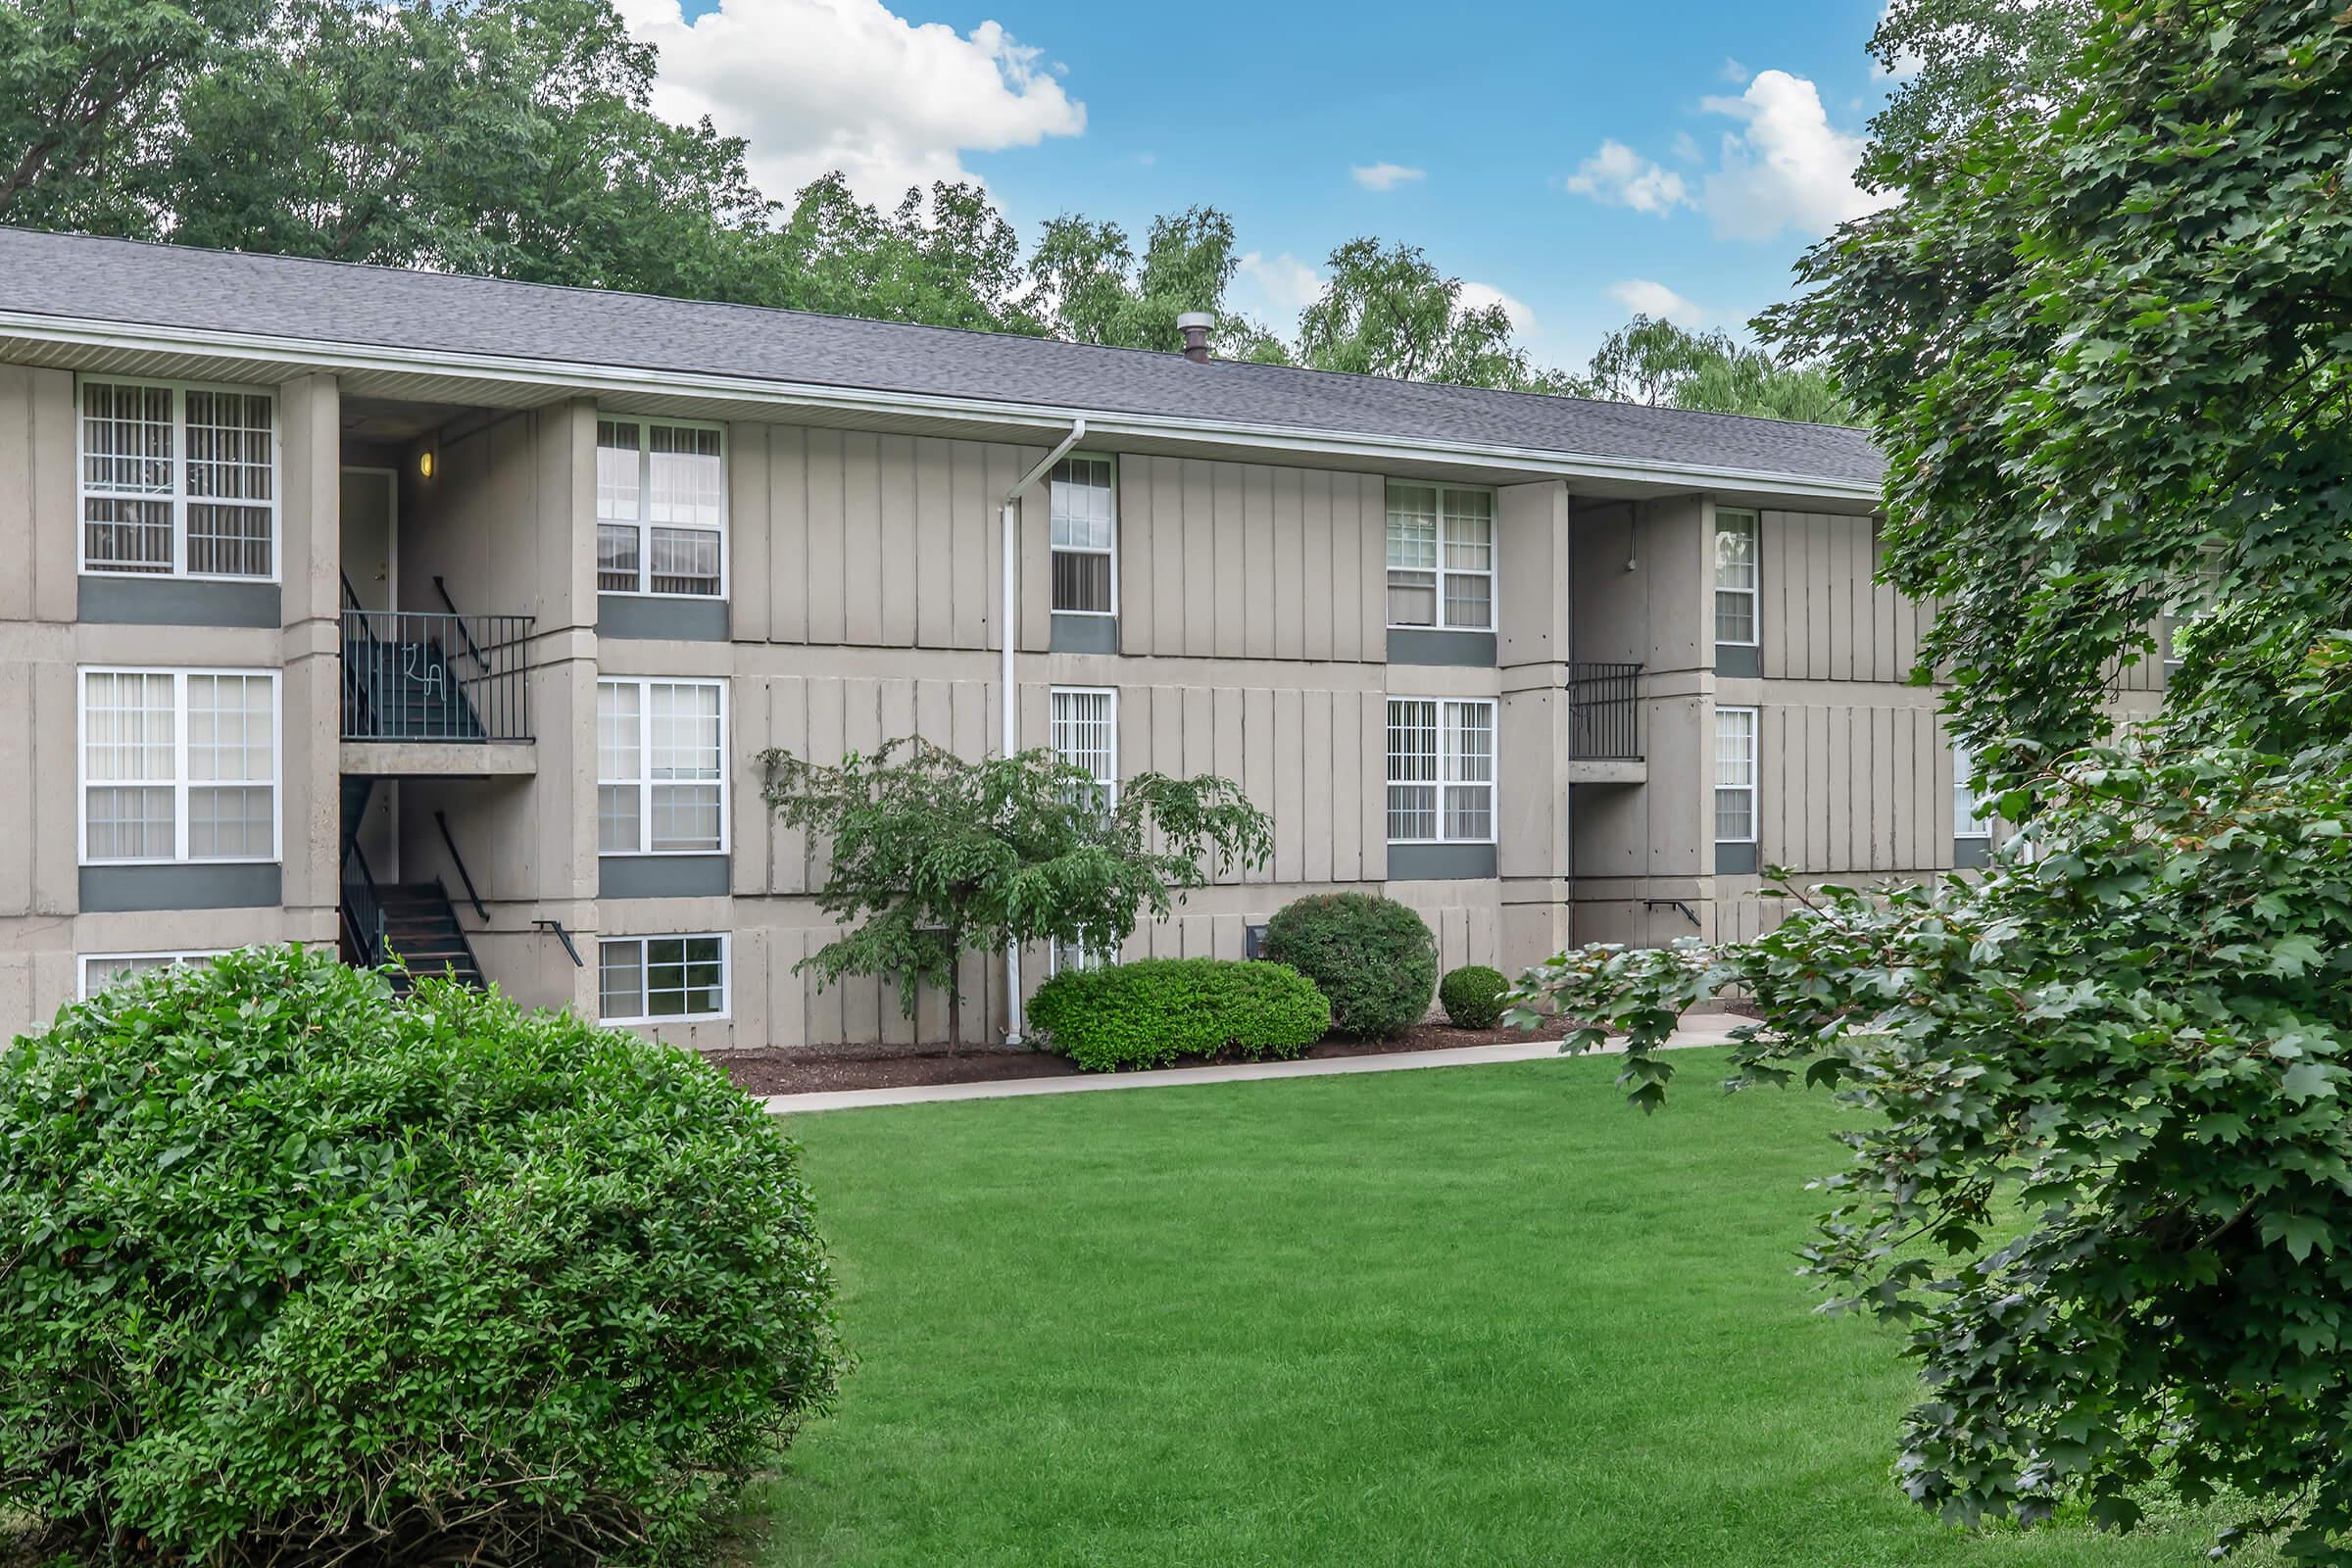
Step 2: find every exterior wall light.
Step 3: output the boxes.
[417,449,436,480]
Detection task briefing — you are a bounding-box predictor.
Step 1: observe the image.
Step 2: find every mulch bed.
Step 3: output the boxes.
[710,1013,1583,1098]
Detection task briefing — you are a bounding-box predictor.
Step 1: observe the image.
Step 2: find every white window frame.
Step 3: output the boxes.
[1048,453,1118,616]
[1385,696,1498,846]
[77,666,283,866]
[76,375,281,583]
[596,676,730,858]
[1385,481,1496,632]
[595,415,728,599]
[1050,686,1120,974]
[1714,508,1760,649]
[79,950,230,999]
[598,932,731,1024]
[1953,738,1991,841]
[1715,705,1759,846]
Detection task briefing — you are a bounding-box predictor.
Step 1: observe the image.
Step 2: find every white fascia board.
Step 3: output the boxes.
[0,312,1885,505]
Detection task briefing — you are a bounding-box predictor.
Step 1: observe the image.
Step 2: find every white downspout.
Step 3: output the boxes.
[999,416,1087,1044]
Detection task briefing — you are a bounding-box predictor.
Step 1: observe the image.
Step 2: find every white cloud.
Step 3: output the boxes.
[1238,251,1325,315]
[612,0,1085,205]
[1671,130,1701,164]
[1697,70,1895,240]
[1561,139,1692,216]
[1720,56,1749,82]
[1459,281,1535,334]
[1608,278,1706,327]
[1350,162,1426,192]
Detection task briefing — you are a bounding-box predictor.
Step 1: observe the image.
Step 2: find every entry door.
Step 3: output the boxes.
[339,467,396,611]
[340,467,400,877]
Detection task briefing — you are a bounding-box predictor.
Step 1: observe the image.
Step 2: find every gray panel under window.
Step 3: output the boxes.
[1387,628,1497,667]
[1715,642,1762,678]
[1050,613,1118,654]
[599,854,731,899]
[1952,837,1991,869]
[79,577,281,628]
[1715,841,1760,875]
[1386,843,1497,881]
[597,594,730,642]
[80,862,282,911]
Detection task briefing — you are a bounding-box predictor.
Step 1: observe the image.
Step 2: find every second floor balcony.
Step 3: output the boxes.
[1566,662,1644,784]
[341,575,536,775]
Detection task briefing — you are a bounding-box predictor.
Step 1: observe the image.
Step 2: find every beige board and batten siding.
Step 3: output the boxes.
[0,367,343,1041]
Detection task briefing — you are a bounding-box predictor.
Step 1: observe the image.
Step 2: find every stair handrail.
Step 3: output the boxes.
[533,919,585,968]
[340,836,387,968]
[431,575,492,670]
[434,810,489,922]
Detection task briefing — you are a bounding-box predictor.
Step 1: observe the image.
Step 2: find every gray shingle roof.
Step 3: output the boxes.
[0,226,1883,486]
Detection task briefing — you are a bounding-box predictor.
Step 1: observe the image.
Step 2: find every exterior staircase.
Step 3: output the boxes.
[375,882,487,994]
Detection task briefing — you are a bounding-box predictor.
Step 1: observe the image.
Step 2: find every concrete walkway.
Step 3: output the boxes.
[761,1012,1752,1114]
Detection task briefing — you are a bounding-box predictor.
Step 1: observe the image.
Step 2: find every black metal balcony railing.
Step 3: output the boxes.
[341,595,534,743]
[1567,662,1643,761]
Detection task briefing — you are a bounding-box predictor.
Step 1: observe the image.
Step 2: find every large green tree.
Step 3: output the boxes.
[1294,238,1550,389]
[1524,2,2352,1559]
[771,173,1041,333]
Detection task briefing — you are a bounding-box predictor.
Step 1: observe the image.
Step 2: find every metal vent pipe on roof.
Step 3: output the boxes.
[1176,312,1213,364]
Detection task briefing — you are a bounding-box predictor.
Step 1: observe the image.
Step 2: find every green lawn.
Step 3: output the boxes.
[744,1052,2248,1568]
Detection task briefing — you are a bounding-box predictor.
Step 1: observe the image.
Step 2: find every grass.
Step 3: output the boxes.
[745,1050,2257,1568]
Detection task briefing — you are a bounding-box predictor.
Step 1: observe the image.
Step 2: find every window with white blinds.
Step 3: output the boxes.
[79,951,228,998]
[1715,706,1758,844]
[1051,687,1118,972]
[1386,483,1494,630]
[599,934,728,1022]
[1953,739,1991,840]
[1386,698,1495,844]
[79,379,275,579]
[1715,509,1759,647]
[597,417,725,595]
[80,668,279,864]
[1050,456,1116,613]
[597,678,727,855]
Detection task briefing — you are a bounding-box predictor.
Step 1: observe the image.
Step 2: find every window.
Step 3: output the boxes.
[1715,509,1759,647]
[599,934,728,1022]
[597,678,727,855]
[79,378,275,579]
[1386,698,1495,844]
[1050,688,1119,972]
[80,668,279,864]
[1953,739,1991,840]
[1715,706,1758,844]
[1050,456,1116,613]
[1387,483,1494,630]
[2165,547,2225,663]
[597,417,724,595]
[79,950,227,998]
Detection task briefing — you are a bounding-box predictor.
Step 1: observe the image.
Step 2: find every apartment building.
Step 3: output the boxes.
[0,225,2048,1051]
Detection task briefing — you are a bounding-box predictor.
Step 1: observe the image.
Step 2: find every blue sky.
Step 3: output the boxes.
[644,0,1900,373]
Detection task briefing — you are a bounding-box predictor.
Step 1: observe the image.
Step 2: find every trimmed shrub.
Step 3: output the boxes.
[1029,957,1330,1071]
[0,946,842,1567]
[1439,964,1510,1029]
[1261,893,1438,1038]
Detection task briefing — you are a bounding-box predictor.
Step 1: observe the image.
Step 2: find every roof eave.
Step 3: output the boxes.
[0,310,1886,505]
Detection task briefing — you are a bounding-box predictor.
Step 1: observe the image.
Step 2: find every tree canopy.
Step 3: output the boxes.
[0,0,1846,419]
[1526,2,2352,1559]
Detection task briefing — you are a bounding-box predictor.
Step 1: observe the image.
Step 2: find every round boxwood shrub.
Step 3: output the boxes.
[1029,957,1330,1071]
[1260,893,1438,1038]
[1,946,841,1567]
[1439,964,1510,1029]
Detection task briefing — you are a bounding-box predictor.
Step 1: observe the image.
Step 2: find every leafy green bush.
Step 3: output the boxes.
[1438,965,1509,1029]
[0,947,841,1567]
[1260,893,1437,1037]
[1029,957,1330,1071]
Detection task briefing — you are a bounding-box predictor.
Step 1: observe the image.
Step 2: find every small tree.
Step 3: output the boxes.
[760,738,1272,1048]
